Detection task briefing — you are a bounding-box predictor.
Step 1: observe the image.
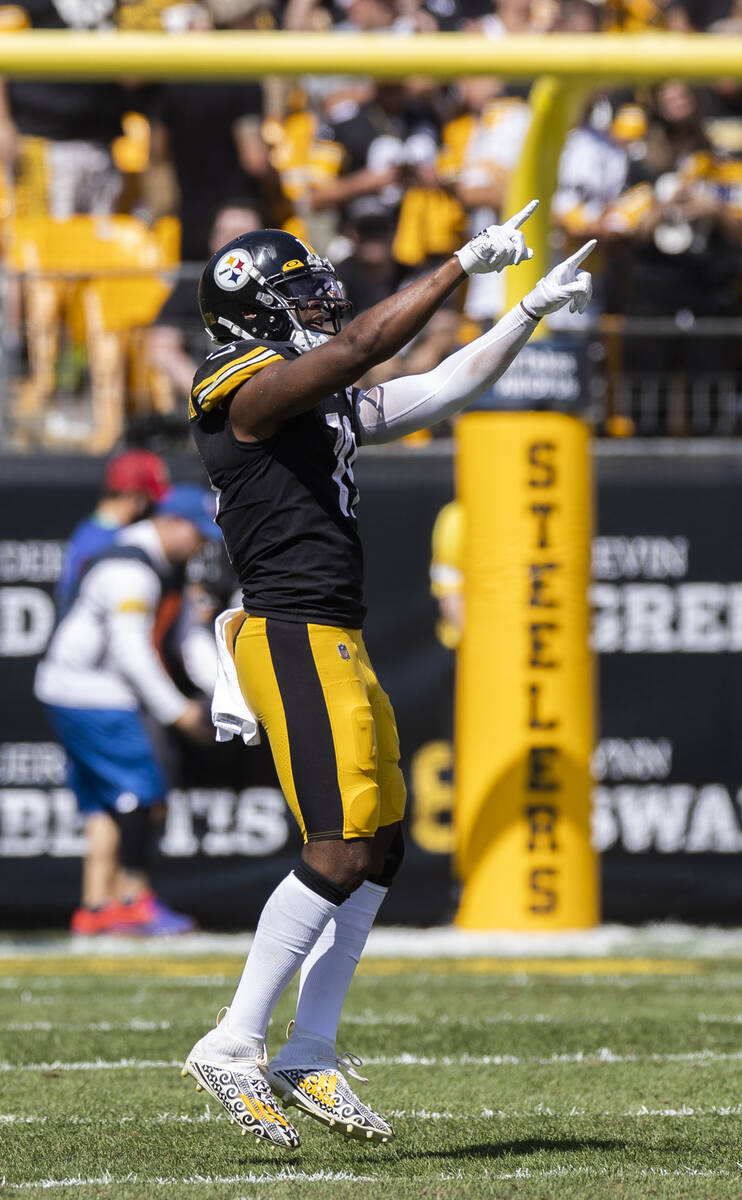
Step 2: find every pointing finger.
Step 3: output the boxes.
[566,238,597,268]
[504,198,539,229]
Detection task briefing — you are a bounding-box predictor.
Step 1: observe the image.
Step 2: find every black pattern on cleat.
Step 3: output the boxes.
[183,1058,300,1148]
[267,1064,394,1143]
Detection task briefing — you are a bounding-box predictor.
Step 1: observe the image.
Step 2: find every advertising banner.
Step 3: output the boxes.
[1,446,741,927]
[592,447,742,921]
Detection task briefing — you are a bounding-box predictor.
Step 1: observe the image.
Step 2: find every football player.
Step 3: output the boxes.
[183,205,595,1148]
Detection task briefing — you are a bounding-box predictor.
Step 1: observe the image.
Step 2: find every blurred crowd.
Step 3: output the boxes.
[0,0,741,445]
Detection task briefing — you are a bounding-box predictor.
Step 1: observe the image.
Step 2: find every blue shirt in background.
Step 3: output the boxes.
[55,513,123,617]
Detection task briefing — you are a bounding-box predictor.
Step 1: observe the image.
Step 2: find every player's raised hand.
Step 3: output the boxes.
[521,238,597,319]
[502,199,540,234]
[455,198,539,276]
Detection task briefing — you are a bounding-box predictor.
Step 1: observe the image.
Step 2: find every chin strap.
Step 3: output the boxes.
[216,315,251,341]
[289,326,331,353]
[213,312,333,354]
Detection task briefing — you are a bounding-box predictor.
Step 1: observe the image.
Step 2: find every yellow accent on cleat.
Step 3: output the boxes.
[266,1057,394,1144]
[184,1026,301,1149]
[180,1068,187,1077]
[240,1093,292,1130]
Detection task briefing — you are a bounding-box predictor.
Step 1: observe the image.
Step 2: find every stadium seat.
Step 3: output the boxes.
[4,214,180,451]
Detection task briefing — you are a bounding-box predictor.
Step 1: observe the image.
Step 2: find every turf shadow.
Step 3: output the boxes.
[394,1137,623,1161]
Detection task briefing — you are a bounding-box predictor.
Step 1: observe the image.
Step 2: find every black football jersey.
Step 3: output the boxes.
[189,337,365,627]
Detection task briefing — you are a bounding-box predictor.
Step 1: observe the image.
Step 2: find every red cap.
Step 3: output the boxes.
[102,450,171,502]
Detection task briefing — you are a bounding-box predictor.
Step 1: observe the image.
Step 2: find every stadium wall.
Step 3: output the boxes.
[1,443,742,928]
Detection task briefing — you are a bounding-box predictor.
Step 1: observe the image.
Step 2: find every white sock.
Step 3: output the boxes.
[293,880,388,1048]
[223,871,340,1043]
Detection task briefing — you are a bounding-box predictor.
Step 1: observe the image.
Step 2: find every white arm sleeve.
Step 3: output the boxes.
[354,303,537,445]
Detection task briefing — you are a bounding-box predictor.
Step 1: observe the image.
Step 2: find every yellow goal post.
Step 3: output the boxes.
[0,31,740,292]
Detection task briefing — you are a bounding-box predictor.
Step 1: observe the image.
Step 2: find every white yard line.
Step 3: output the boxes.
[1,1021,174,1032]
[0,1171,377,1189]
[3,1102,741,1125]
[3,1048,742,1071]
[4,920,742,960]
[0,1059,183,1071]
[0,1013,626,1032]
[0,1113,229,1125]
[5,974,742,993]
[629,1103,742,1117]
[352,971,742,988]
[440,1166,740,1182]
[0,976,232,988]
[1,1166,738,1191]
[365,1049,742,1067]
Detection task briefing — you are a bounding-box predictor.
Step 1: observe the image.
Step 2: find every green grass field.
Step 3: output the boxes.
[1,948,741,1200]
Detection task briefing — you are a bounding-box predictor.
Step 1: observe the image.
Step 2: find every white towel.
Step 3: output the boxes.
[211,607,261,746]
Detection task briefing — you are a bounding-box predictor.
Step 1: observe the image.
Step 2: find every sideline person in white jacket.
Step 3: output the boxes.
[35,484,219,936]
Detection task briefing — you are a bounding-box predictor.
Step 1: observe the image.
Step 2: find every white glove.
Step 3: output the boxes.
[521,239,597,319]
[455,199,539,275]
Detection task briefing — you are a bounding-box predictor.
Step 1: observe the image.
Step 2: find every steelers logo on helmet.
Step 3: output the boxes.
[214,248,254,292]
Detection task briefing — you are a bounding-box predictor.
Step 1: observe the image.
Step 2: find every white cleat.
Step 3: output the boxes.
[266,1027,394,1144]
[182,1015,300,1149]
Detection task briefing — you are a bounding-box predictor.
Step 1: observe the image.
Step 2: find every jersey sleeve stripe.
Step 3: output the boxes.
[193,346,275,400]
[196,352,283,410]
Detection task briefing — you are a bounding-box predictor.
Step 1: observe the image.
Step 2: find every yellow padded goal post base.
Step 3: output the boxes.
[454,411,599,931]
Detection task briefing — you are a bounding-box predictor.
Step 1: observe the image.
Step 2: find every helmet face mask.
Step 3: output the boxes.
[198,229,351,351]
[273,272,351,337]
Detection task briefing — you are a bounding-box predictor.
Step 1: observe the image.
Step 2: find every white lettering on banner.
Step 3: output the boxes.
[0,534,687,588]
[0,786,291,859]
[494,347,580,403]
[0,788,84,856]
[592,785,742,853]
[0,588,55,656]
[2,776,742,859]
[592,537,689,581]
[0,541,64,583]
[233,787,289,856]
[5,538,742,659]
[162,790,199,857]
[0,743,67,786]
[685,785,742,853]
[159,787,290,858]
[623,585,677,653]
[591,582,742,653]
[613,785,694,853]
[678,584,729,652]
[592,738,673,783]
[47,790,87,856]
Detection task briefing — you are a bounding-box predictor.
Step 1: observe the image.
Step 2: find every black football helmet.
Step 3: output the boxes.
[198,228,351,351]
